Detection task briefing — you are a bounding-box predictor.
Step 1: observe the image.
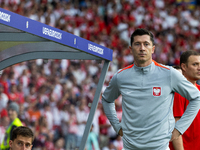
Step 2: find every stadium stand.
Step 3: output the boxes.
[0,0,200,149]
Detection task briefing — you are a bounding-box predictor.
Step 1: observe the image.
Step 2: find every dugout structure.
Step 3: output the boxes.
[0,8,112,149]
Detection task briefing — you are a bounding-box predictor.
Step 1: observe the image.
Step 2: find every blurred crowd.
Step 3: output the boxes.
[0,0,200,150]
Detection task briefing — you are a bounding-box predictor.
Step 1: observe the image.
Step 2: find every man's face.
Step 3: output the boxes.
[182,55,200,82]
[9,135,32,150]
[0,116,9,126]
[8,109,18,121]
[129,35,155,67]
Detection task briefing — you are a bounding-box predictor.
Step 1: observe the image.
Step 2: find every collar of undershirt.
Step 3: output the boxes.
[134,61,154,74]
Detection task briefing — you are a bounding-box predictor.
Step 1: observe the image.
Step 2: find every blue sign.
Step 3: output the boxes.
[0,8,113,61]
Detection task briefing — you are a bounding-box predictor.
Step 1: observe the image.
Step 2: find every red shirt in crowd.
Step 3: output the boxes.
[8,92,19,102]
[99,112,109,135]
[0,80,9,95]
[169,83,200,150]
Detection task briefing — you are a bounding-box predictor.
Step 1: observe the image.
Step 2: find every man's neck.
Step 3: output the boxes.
[191,81,196,86]
[134,60,152,67]
[185,77,196,86]
[10,117,17,122]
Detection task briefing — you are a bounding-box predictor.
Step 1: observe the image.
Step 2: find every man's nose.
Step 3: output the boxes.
[140,44,145,50]
[197,64,200,70]
[21,145,26,150]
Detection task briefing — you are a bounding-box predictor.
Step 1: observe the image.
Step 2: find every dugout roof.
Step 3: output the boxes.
[0,8,112,150]
[0,8,112,70]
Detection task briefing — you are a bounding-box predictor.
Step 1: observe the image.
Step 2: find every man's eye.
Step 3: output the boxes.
[25,144,31,148]
[145,43,149,46]
[17,142,23,146]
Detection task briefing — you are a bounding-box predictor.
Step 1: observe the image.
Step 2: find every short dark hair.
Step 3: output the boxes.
[180,50,199,69]
[172,65,181,70]
[130,28,155,46]
[11,126,34,142]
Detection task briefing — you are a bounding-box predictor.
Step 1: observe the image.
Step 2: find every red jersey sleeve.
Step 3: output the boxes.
[196,83,200,91]
[173,92,187,118]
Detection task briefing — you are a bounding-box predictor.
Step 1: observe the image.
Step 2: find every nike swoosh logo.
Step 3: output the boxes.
[127,91,133,94]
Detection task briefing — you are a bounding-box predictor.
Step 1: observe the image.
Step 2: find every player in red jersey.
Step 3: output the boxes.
[170,50,200,150]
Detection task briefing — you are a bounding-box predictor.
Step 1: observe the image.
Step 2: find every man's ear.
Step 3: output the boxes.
[152,45,155,54]
[9,140,13,149]
[181,63,186,72]
[129,46,133,54]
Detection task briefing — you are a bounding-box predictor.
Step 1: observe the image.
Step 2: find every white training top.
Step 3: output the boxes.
[102,61,200,150]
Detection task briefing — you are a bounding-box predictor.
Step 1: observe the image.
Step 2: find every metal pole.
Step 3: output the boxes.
[79,60,110,150]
